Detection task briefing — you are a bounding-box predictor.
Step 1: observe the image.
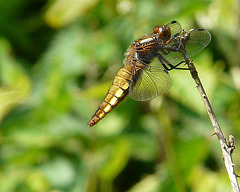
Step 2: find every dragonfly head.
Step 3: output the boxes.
[152,25,171,42]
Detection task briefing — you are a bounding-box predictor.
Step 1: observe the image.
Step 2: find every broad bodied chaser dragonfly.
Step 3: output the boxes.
[88,21,211,127]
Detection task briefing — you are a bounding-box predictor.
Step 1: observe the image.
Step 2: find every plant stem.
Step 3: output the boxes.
[186,59,239,192]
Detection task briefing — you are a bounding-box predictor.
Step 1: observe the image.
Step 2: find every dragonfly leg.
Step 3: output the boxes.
[157,53,189,71]
[169,61,189,71]
[164,31,181,45]
[162,31,184,53]
[157,53,178,70]
[159,42,181,55]
[161,49,171,55]
[157,54,171,71]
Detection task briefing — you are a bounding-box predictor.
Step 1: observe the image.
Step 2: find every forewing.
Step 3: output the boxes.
[128,66,172,101]
[185,29,211,57]
[167,21,182,37]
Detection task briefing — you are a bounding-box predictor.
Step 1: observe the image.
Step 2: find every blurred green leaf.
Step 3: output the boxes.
[41,157,76,188]
[0,38,31,121]
[44,0,99,28]
[99,139,130,181]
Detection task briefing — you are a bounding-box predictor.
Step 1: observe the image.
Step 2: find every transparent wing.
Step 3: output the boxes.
[166,21,182,37]
[185,29,211,57]
[161,49,184,66]
[128,65,172,101]
[160,29,211,65]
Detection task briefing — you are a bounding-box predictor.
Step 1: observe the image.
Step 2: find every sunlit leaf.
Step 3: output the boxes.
[99,139,130,181]
[44,0,99,28]
[0,38,31,121]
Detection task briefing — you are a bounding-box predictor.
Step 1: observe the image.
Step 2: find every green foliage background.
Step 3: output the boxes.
[0,0,239,191]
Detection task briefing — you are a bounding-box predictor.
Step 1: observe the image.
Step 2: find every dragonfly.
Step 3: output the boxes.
[88,21,211,127]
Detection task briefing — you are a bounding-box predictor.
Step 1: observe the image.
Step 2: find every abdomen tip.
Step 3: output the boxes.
[88,120,95,127]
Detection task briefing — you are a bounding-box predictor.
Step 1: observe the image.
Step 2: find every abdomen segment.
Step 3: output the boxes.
[88,65,134,127]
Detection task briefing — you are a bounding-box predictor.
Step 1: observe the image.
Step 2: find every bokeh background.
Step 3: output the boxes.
[0,0,240,191]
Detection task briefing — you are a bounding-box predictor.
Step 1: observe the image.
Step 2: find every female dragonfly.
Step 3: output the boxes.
[88,21,211,127]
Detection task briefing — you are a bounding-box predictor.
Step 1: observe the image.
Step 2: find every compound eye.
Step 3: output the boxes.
[159,26,171,40]
[152,25,160,34]
[152,25,165,34]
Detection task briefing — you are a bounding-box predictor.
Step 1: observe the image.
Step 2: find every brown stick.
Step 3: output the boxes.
[186,59,239,192]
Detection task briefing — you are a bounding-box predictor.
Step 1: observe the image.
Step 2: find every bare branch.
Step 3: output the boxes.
[186,59,240,192]
[171,28,239,190]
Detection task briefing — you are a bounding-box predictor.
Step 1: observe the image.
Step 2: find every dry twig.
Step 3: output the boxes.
[186,59,239,192]
[172,28,239,191]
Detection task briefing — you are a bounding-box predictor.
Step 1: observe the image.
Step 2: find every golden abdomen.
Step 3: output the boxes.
[88,65,134,127]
